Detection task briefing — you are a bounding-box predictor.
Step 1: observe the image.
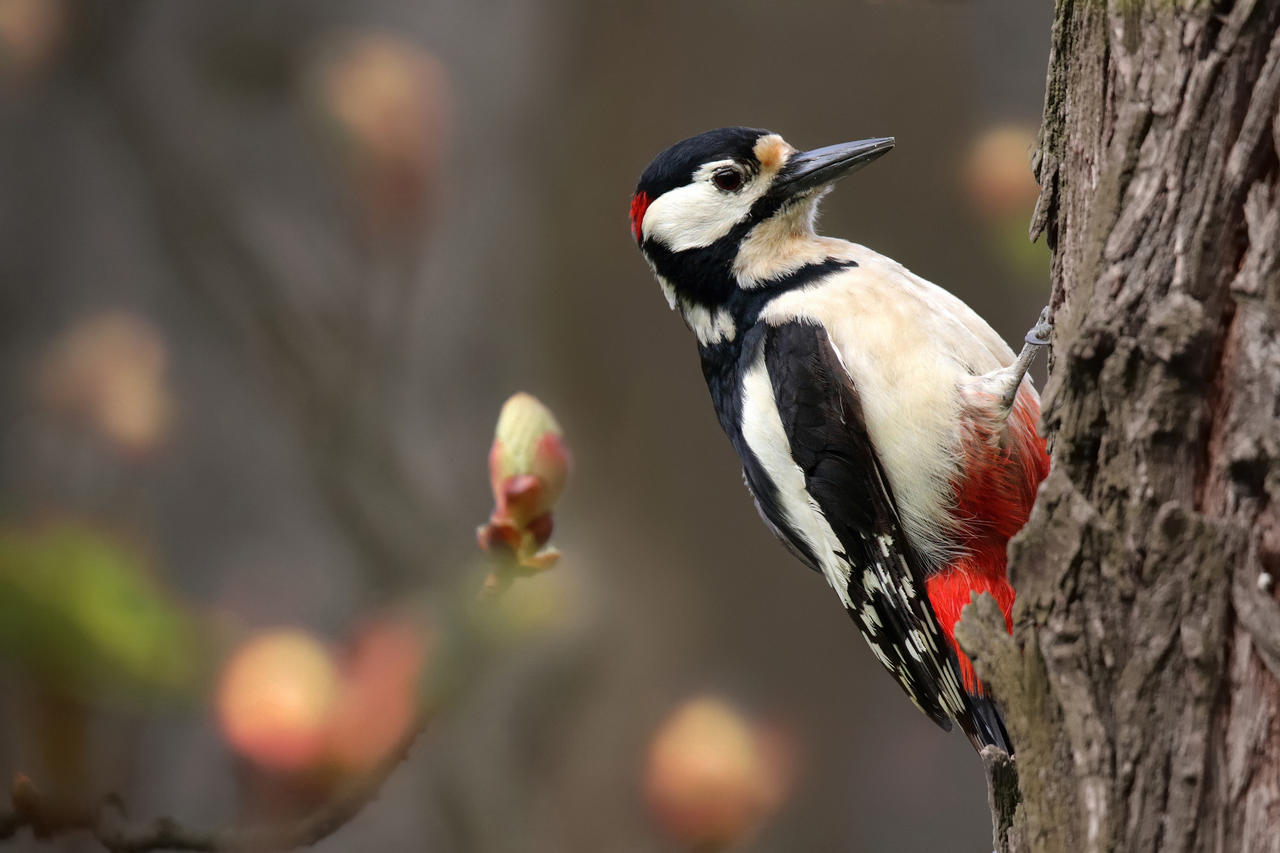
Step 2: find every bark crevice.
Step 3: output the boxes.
[957,2,1280,850]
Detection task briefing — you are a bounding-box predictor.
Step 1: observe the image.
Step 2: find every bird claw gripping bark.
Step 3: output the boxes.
[1023,306,1053,347]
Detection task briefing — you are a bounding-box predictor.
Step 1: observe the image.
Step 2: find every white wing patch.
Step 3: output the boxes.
[739,352,852,606]
[740,332,959,719]
[759,250,1022,573]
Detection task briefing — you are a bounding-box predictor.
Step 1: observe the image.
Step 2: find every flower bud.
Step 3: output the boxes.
[962,123,1040,219]
[478,393,571,571]
[0,0,65,86]
[216,630,339,772]
[306,31,450,232]
[326,618,428,772]
[644,696,793,849]
[35,312,173,454]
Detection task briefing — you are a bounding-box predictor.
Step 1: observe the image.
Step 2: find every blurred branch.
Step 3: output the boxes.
[0,555,554,851]
[0,712,428,852]
[94,6,443,589]
[115,132,436,589]
[0,383,571,851]
[0,547,566,851]
[0,7,571,850]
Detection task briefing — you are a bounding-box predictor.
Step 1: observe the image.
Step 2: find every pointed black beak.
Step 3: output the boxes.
[770,137,895,200]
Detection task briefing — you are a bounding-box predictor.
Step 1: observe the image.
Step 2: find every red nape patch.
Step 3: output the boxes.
[629,191,651,243]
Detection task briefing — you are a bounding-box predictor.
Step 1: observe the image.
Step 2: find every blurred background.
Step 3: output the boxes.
[0,1,1052,850]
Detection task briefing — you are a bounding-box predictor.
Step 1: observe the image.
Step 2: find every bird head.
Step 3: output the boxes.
[631,128,893,344]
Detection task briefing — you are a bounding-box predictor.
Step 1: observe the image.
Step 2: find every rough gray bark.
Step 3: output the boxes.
[955,1,1280,851]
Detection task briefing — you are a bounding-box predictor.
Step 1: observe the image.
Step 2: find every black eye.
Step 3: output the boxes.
[712,167,744,192]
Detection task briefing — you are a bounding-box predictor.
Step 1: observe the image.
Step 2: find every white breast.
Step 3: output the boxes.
[758,243,1017,570]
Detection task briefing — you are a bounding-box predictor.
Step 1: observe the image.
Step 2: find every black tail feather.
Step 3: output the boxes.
[960,691,1013,754]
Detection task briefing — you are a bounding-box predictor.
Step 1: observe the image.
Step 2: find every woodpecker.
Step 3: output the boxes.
[630,127,1051,753]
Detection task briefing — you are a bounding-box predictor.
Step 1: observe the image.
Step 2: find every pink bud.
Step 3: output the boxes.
[490,394,569,484]
[644,697,794,848]
[479,393,571,570]
[501,474,545,528]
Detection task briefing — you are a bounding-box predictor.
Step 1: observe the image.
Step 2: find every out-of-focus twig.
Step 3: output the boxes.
[0,547,565,852]
[0,385,574,851]
[94,8,445,589]
[0,710,428,852]
[0,10,573,850]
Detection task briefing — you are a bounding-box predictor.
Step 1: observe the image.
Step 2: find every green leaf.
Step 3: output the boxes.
[0,523,204,706]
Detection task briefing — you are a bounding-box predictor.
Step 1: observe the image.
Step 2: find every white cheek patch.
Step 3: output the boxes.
[641,159,771,252]
[642,183,755,251]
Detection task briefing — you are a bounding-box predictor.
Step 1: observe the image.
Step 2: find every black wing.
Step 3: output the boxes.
[753,320,1010,751]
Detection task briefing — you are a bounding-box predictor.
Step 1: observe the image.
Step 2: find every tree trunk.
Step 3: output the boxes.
[956,2,1280,851]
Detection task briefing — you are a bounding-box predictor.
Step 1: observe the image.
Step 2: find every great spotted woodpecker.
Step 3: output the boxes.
[630,128,1051,753]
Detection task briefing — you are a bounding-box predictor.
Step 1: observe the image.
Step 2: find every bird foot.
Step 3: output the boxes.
[1024,306,1053,347]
